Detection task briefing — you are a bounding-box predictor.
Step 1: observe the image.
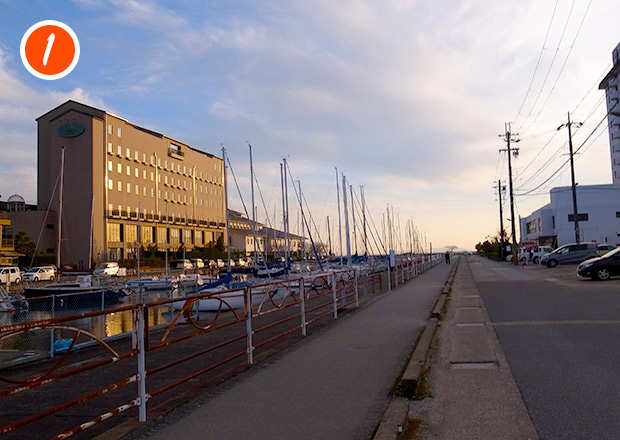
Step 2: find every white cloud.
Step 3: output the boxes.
[0,45,106,204]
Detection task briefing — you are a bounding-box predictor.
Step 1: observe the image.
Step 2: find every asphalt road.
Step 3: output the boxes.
[469,256,620,440]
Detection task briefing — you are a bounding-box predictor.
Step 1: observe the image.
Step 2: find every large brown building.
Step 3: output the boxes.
[36,100,226,267]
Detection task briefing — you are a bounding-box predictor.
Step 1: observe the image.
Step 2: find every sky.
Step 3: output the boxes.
[0,0,618,252]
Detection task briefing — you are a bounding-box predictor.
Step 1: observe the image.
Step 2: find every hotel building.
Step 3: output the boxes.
[36,100,226,267]
[519,42,620,247]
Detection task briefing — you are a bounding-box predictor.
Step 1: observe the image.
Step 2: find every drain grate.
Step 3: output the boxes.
[450,362,497,370]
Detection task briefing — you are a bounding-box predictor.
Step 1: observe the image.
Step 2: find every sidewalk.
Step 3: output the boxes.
[122,263,452,440]
[411,256,538,439]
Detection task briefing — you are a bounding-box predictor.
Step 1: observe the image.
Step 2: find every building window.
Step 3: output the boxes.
[108,124,113,135]
[117,145,122,156]
[125,224,137,243]
[126,148,131,159]
[126,165,130,176]
[108,161,113,171]
[568,213,589,222]
[117,163,122,174]
[135,184,139,194]
[157,227,166,243]
[151,188,154,197]
[127,183,131,193]
[118,181,122,192]
[170,228,180,244]
[135,151,139,161]
[108,142,113,153]
[108,179,113,190]
[117,127,122,137]
[135,168,138,178]
[185,229,193,245]
[143,186,147,196]
[142,226,154,243]
[107,223,122,242]
[143,170,147,179]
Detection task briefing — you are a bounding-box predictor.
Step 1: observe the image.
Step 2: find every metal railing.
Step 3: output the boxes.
[0,256,442,439]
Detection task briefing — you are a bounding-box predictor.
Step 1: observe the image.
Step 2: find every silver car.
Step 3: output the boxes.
[540,242,599,268]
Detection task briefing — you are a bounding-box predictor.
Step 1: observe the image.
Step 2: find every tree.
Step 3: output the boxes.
[14,230,36,257]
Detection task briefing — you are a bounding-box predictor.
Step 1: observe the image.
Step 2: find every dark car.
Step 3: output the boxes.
[577,247,620,280]
[540,242,599,268]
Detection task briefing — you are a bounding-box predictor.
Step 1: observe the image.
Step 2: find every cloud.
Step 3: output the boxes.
[0,45,106,204]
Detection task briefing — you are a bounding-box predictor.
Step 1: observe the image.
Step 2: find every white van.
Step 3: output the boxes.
[23,266,56,282]
[0,267,21,284]
[176,259,193,270]
[93,262,120,276]
[190,258,204,269]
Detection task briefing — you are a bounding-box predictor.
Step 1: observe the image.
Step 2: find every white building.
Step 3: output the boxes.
[599,41,620,184]
[520,42,620,247]
[520,185,620,247]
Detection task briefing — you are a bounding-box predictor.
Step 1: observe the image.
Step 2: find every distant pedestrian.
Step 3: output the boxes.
[444,252,450,264]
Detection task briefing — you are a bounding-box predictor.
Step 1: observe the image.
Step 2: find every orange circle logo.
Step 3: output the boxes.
[20,21,80,80]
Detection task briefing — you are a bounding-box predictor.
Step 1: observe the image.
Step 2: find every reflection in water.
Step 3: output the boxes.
[0,288,186,361]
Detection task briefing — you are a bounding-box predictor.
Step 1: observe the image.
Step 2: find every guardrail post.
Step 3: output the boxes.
[331,273,338,319]
[100,290,105,339]
[50,295,56,359]
[300,278,306,336]
[136,297,147,422]
[246,287,254,365]
[354,269,359,308]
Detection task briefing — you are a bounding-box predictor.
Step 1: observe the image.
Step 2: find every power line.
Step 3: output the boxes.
[513,0,560,125]
[515,102,617,196]
[518,0,593,134]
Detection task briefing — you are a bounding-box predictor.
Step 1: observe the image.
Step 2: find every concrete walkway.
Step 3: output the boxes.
[125,263,451,440]
[412,256,538,439]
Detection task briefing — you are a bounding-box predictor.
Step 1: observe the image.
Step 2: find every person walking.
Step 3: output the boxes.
[444,251,451,264]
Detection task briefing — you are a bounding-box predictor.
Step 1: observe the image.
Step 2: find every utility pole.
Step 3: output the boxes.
[557,112,583,244]
[494,180,506,261]
[500,123,520,265]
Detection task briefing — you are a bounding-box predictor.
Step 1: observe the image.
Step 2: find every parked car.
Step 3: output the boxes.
[23,266,56,282]
[176,259,193,270]
[216,259,225,268]
[0,266,21,284]
[208,259,217,268]
[577,246,620,280]
[540,242,599,268]
[190,258,204,269]
[597,244,617,256]
[237,258,247,267]
[93,262,120,276]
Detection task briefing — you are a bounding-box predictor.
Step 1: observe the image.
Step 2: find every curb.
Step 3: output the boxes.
[396,318,438,399]
[372,258,461,440]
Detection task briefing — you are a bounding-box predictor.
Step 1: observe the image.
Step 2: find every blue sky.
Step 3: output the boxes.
[0,0,618,251]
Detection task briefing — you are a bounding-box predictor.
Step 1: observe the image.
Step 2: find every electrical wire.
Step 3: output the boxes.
[513,0,560,125]
[518,0,593,134]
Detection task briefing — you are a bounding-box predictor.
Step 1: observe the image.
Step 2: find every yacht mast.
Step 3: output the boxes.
[335,167,343,266]
[342,174,351,266]
[57,146,65,268]
[222,146,231,274]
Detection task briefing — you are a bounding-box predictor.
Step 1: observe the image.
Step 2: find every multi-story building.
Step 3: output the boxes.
[519,185,620,247]
[520,42,620,247]
[0,211,17,266]
[228,209,304,259]
[599,41,620,184]
[35,100,226,267]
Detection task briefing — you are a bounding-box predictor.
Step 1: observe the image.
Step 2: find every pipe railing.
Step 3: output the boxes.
[0,260,441,439]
